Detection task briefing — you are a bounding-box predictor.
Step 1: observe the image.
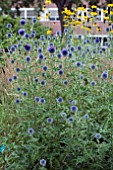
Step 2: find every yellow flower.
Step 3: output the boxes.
[37,16,41,20]
[91,5,97,8]
[90,12,97,16]
[104,17,109,20]
[42,7,46,11]
[110,11,113,15]
[84,16,88,20]
[81,25,85,29]
[110,30,113,33]
[103,10,108,14]
[77,7,85,11]
[47,30,52,34]
[45,0,51,4]
[108,4,113,7]
[93,22,97,26]
[96,27,101,32]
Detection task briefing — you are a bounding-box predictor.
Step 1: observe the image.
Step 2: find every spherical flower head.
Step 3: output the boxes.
[24,44,32,52]
[49,42,54,46]
[16,87,21,91]
[77,45,82,51]
[57,97,63,103]
[79,75,84,79]
[40,80,46,86]
[56,30,61,36]
[61,112,67,118]
[11,59,15,64]
[20,19,26,26]
[42,66,48,71]
[57,53,62,59]
[6,33,12,38]
[68,116,74,123]
[35,97,40,102]
[32,18,37,23]
[94,37,100,44]
[34,41,38,46]
[70,46,75,52]
[38,53,44,60]
[40,98,45,104]
[58,64,62,69]
[22,91,28,96]
[68,52,72,58]
[16,68,20,73]
[38,48,42,53]
[75,62,81,67]
[63,80,68,85]
[7,23,12,28]
[62,48,68,56]
[13,75,17,80]
[95,133,101,139]
[64,28,68,33]
[40,159,46,166]
[48,46,55,54]
[58,70,63,75]
[78,34,82,39]
[84,113,89,119]
[106,27,110,32]
[15,98,20,104]
[90,64,96,69]
[28,128,35,135]
[18,28,25,36]
[47,117,53,123]
[70,105,78,112]
[90,81,96,86]
[34,78,39,83]
[24,33,29,39]
[26,56,31,62]
[10,46,16,52]
[8,77,13,82]
[40,35,45,41]
[101,71,108,79]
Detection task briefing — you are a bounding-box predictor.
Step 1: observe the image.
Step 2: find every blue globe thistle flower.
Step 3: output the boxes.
[40,80,46,86]
[94,37,100,44]
[90,81,96,86]
[40,35,45,41]
[16,68,20,73]
[34,78,39,83]
[79,75,84,79]
[40,159,47,166]
[35,97,40,102]
[77,45,82,51]
[34,41,38,45]
[62,48,68,56]
[42,72,45,77]
[16,87,21,91]
[95,133,101,139]
[90,64,96,69]
[6,33,12,38]
[10,46,16,52]
[20,19,26,26]
[9,59,14,65]
[26,56,31,62]
[64,28,68,33]
[56,30,61,36]
[68,52,72,58]
[67,40,70,44]
[48,46,55,54]
[75,62,81,67]
[69,34,72,39]
[101,71,108,79]
[24,33,29,39]
[8,78,13,82]
[24,44,32,52]
[38,48,42,53]
[58,70,63,75]
[68,116,74,123]
[32,18,37,23]
[52,36,56,40]
[32,30,36,34]
[49,42,54,46]
[57,97,63,103]
[99,50,103,54]
[61,112,67,118]
[28,128,35,135]
[93,50,96,54]
[57,53,62,59]
[63,80,68,85]
[7,23,12,28]
[40,98,45,103]
[47,117,53,123]
[38,53,44,60]
[78,34,82,39]
[15,98,20,104]
[70,46,75,52]
[58,64,62,69]
[106,27,110,32]
[13,75,17,80]
[31,33,36,38]
[42,66,48,71]
[86,39,90,43]
[18,28,25,36]
[70,106,78,112]
[84,113,89,119]
[22,91,28,96]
